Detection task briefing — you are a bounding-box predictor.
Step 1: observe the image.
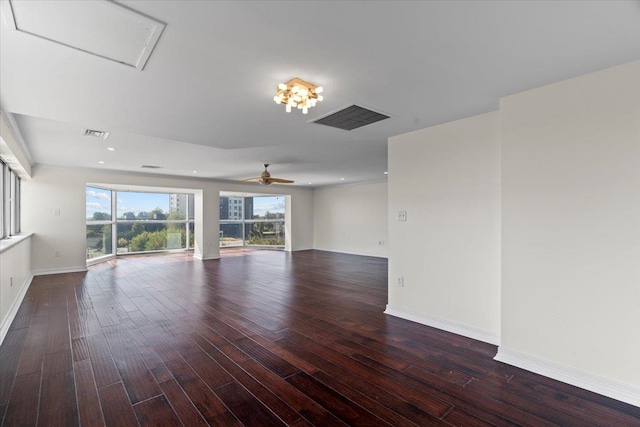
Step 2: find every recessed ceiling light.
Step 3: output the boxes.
[98,161,105,164]
[192,170,197,173]
[107,147,116,151]
[340,177,345,181]
[308,182,312,185]
[384,171,388,175]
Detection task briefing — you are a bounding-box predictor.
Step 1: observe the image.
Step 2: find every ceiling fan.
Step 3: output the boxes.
[242,164,294,186]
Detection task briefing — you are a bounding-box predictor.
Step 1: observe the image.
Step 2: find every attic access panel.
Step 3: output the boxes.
[1,0,165,70]
[312,105,390,131]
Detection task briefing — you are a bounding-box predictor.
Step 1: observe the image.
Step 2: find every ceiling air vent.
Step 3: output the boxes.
[141,165,163,169]
[83,129,110,139]
[312,105,390,131]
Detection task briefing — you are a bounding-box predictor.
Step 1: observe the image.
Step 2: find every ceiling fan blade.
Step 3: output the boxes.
[269,178,294,183]
[240,165,293,184]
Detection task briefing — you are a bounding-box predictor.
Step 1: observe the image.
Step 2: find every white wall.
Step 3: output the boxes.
[313,182,388,258]
[1,112,33,345]
[22,165,314,273]
[0,236,32,344]
[1,113,32,178]
[497,61,640,405]
[387,111,502,344]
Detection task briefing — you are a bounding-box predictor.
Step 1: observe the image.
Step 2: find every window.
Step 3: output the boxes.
[219,194,285,248]
[86,186,114,260]
[244,196,285,246]
[86,186,195,262]
[11,172,20,234]
[116,191,192,254]
[1,160,21,239]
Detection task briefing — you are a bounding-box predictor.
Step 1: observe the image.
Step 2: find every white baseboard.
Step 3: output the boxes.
[33,265,88,276]
[86,254,115,266]
[0,273,33,346]
[193,254,220,261]
[495,346,640,408]
[313,247,388,259]
[384,304,499,345]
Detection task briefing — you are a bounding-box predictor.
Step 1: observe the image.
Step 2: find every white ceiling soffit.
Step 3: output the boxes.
[0,0,165,71]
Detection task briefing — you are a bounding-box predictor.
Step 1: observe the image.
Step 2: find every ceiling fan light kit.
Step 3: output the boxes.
[273,77,323,114]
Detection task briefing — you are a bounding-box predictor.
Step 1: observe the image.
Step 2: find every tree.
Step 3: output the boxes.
[167,209,185,221]
[131,223,145,237]
[92,212,111,221]
[129,231,150,252]
[143,208,166,233]
[149,208,166,220]
[145,230,167,250]
[264,211,284,220]
[128,229,168,252]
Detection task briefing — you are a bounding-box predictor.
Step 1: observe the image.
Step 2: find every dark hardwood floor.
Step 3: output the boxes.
[1,250,638,426]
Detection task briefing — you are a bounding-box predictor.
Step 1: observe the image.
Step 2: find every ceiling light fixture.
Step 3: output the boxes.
[107,147,116,151]
[274,78,323,114]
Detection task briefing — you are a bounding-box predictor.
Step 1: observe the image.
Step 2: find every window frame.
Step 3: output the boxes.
[86,186,195,263]
[219,194,285,248]
[1,160,21,239]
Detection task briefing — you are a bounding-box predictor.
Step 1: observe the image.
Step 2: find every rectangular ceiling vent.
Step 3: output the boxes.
[83,129,110,139]
[311,105,390,131]
[141,165,163,169]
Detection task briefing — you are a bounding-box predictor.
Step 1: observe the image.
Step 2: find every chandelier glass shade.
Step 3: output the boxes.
[274,78,323,114]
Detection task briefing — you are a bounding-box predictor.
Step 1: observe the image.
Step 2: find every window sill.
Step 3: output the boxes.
[0,232,33,254]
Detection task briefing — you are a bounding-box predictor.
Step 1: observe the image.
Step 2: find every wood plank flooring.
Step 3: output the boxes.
[1,250,639,426]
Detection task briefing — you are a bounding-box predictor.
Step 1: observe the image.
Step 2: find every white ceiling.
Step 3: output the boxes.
[1,0,639,187]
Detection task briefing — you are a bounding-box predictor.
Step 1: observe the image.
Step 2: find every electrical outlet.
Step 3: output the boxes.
[53,208,60,216]
[397,276,404,287]
[54,250,61,257]
[397,211,407,221]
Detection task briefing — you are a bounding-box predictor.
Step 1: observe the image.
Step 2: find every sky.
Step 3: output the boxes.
[117,192,169,215]
[252,196,285,217]
[86,187,170,218]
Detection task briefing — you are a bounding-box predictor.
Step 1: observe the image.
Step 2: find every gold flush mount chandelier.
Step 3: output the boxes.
[274,77,323,114]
